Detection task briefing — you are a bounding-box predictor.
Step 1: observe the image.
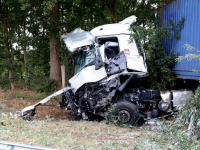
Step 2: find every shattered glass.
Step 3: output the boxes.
[75,46,95,74]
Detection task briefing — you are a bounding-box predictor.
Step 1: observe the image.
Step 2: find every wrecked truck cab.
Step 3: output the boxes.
[20,16,193,126]
[90,17,148,74]
[61,16,148,93]
[60,16,157,124]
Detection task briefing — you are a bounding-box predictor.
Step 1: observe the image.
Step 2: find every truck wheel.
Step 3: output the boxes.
[115,101,139,126]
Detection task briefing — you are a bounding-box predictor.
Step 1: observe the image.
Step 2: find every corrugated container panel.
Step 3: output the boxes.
[158,0,200,80]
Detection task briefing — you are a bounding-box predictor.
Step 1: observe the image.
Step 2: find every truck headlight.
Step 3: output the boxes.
[158,100,170,112]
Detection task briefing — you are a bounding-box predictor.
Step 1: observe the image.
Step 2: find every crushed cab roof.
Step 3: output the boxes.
[61,28,93,52]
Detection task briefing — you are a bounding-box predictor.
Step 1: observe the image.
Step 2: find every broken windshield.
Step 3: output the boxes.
[75,45,95,74]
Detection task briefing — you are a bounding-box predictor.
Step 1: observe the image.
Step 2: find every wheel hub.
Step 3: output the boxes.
[119,110,131,123]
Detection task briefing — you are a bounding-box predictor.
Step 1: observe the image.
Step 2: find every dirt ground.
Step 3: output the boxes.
[0,89,196,150]
[0,89,72,120]
[0,89,150,150]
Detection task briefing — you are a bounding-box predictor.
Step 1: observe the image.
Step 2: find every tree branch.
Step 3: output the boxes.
[101,0,118,23]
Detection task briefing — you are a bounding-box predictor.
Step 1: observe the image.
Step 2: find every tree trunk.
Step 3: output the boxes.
[9,42,16,90]
[23,16,28,89]
[50,34,61,87]
[101,0,118,23]
[50,1,61,88]
[23,46,28,89]
[2,15,15,90]
[9,69,15,90]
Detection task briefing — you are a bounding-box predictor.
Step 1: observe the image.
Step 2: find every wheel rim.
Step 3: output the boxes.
[119,109,131,123]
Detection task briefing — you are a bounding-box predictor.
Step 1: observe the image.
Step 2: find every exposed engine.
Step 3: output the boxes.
[61,74,163,121]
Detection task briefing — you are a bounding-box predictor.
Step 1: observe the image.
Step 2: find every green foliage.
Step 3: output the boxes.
[30,77,57,94]
[129,18,185,90]
[159,122,200,149]
[12,91,47,100]
[150,65,200,149]
[158,85,200,149]
[174,84,200,137]
[104,105,131,127]
[0,0,183,90]
[15,79,27,89]
[176,43,200,64]
[104,105,121,125]
[0,77,10,90]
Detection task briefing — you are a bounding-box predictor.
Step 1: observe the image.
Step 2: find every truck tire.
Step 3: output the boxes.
[115,101,139,126]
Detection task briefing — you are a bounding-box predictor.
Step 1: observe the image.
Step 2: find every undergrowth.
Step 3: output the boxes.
[157,84,200,149]
[10,91,47,100]
[0,77,10,90]
[30,77,57,94]
[170,85,200,136]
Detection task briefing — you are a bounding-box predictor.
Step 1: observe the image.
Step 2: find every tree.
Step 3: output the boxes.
[19,0,63,88]
[100,0,138,23]
[129,5,185,90]
[49,1,62,87]
[0,0,20,89]
[0,0,176,91]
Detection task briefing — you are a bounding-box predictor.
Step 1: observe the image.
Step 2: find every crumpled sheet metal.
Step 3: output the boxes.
[69,65,107,93]
[20,87,71,117]
[95,46,105,70]
[106,52,127,76]
[61,28,93,52]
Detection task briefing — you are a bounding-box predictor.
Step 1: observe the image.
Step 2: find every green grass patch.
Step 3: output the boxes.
[11,91,47,100]
[0,110,199,150]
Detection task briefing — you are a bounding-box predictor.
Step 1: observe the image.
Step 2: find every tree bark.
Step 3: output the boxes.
[23,16,28,89]
[2,13,15,89]
[9,69,15,90]
[9,41,16,90]
[50,1,61,88]
[101,0,118,23]
[8,11,15,90]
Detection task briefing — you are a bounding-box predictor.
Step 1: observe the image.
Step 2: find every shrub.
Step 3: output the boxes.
[174,84,200,137]
[129,18,185,90]
[30,77,57,94]
[0,77,10,90]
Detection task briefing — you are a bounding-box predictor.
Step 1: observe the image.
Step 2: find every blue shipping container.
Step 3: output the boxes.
[158,0,200,80]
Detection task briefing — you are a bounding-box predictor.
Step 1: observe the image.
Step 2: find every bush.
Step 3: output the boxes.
[129,18,185,90]
[173,85,200,137]
[0,77,10,90]
[156,84,200,150]
[30,77,57,94]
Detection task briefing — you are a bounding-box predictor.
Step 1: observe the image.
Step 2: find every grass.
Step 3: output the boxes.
[0,109,199,150]
[0,112,140,149]
[10,91,47,100]
[0,89,199,150]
